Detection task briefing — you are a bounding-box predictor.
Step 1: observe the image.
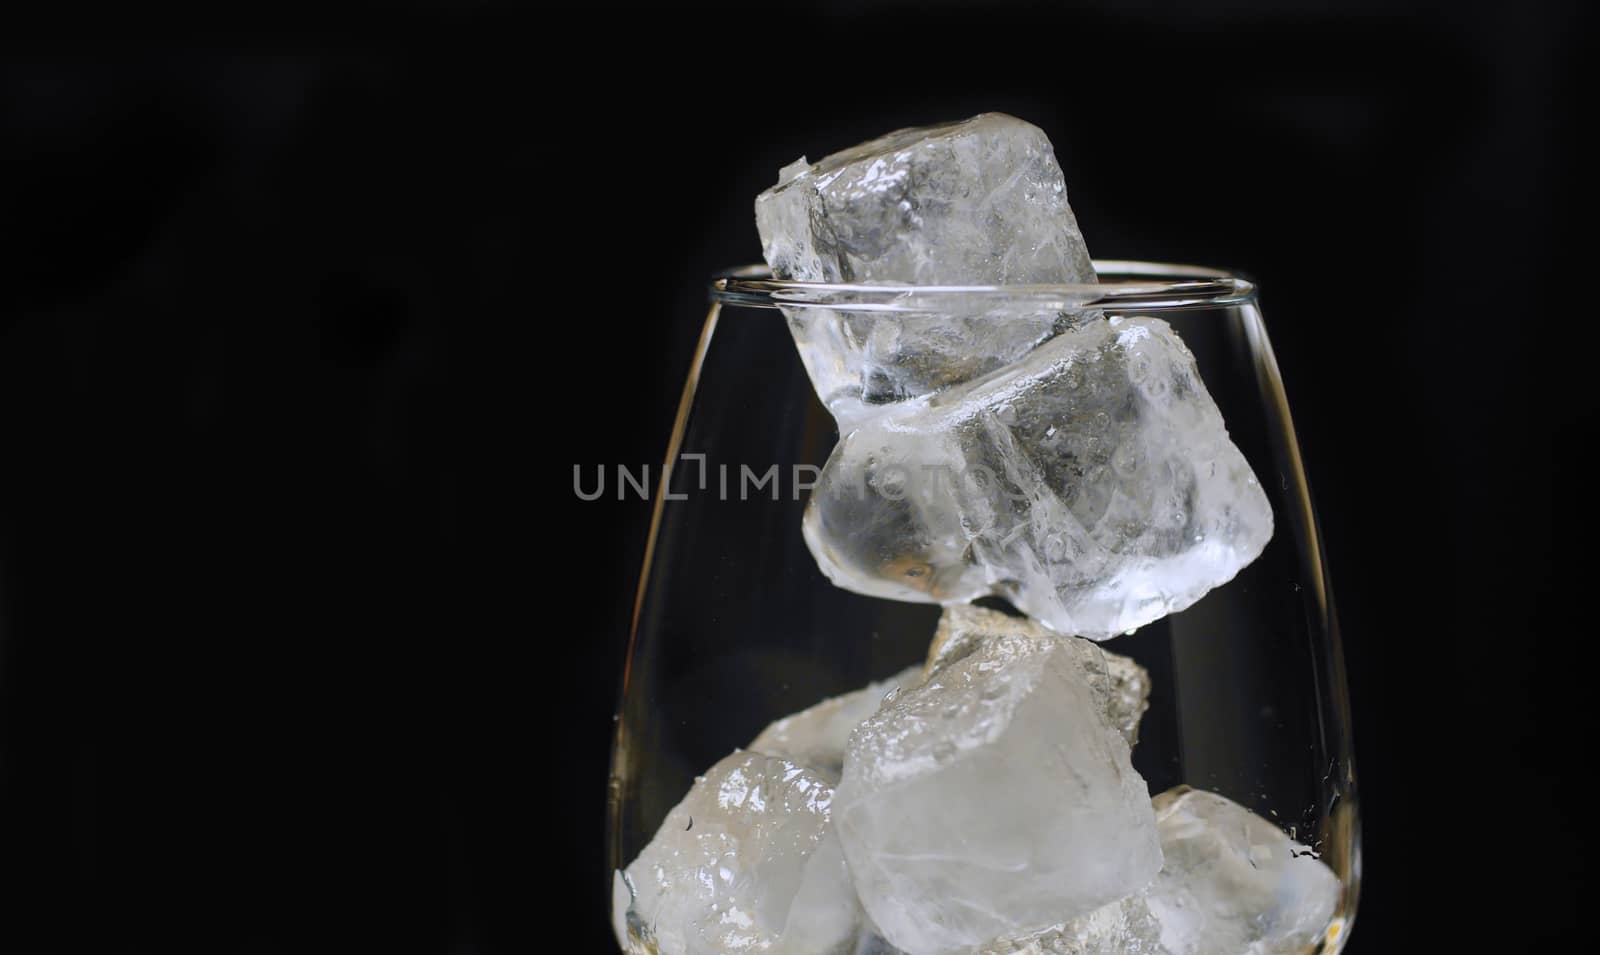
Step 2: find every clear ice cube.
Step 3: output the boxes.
[755,113,1098,426]
[1146,787,1341,955]
[925,605,1150,748]
[755,113,1094,287]
[750,665,925,783]
[833,626,1162,954]
[781,300,1090,430]
[804,316,1273,640]
[615,751,861,955]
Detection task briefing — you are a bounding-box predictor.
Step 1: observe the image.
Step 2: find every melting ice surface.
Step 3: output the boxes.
[749,666,923,784]
[1144,787,1341,955]
[924,604,1150,748]
[614,752,861,955]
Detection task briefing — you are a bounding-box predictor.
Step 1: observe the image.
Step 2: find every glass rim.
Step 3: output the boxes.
[711,260,1257,313]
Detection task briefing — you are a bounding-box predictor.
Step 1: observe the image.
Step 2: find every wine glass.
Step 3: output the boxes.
[607,262,1360,953]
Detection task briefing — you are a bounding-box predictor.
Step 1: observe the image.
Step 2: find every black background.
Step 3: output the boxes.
[1,3,1592,952]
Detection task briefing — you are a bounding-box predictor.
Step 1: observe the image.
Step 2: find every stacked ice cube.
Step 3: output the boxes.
[615,609,1340,955]
[756,114,1272,638]
[614,115,1339,955]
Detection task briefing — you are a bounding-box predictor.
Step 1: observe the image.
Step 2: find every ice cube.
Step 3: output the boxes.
[974,895,1164,955]
[750,665,925,783]
[833,627,1162,954]
[968,788,1343,955]
[615,751,861,955]
[780,299,1090,430]
[755,113,1098,426]
[1146,787,1341,955]
[804,316,1273,640]
[755,113,1094,287]
[926,605,1150,748]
